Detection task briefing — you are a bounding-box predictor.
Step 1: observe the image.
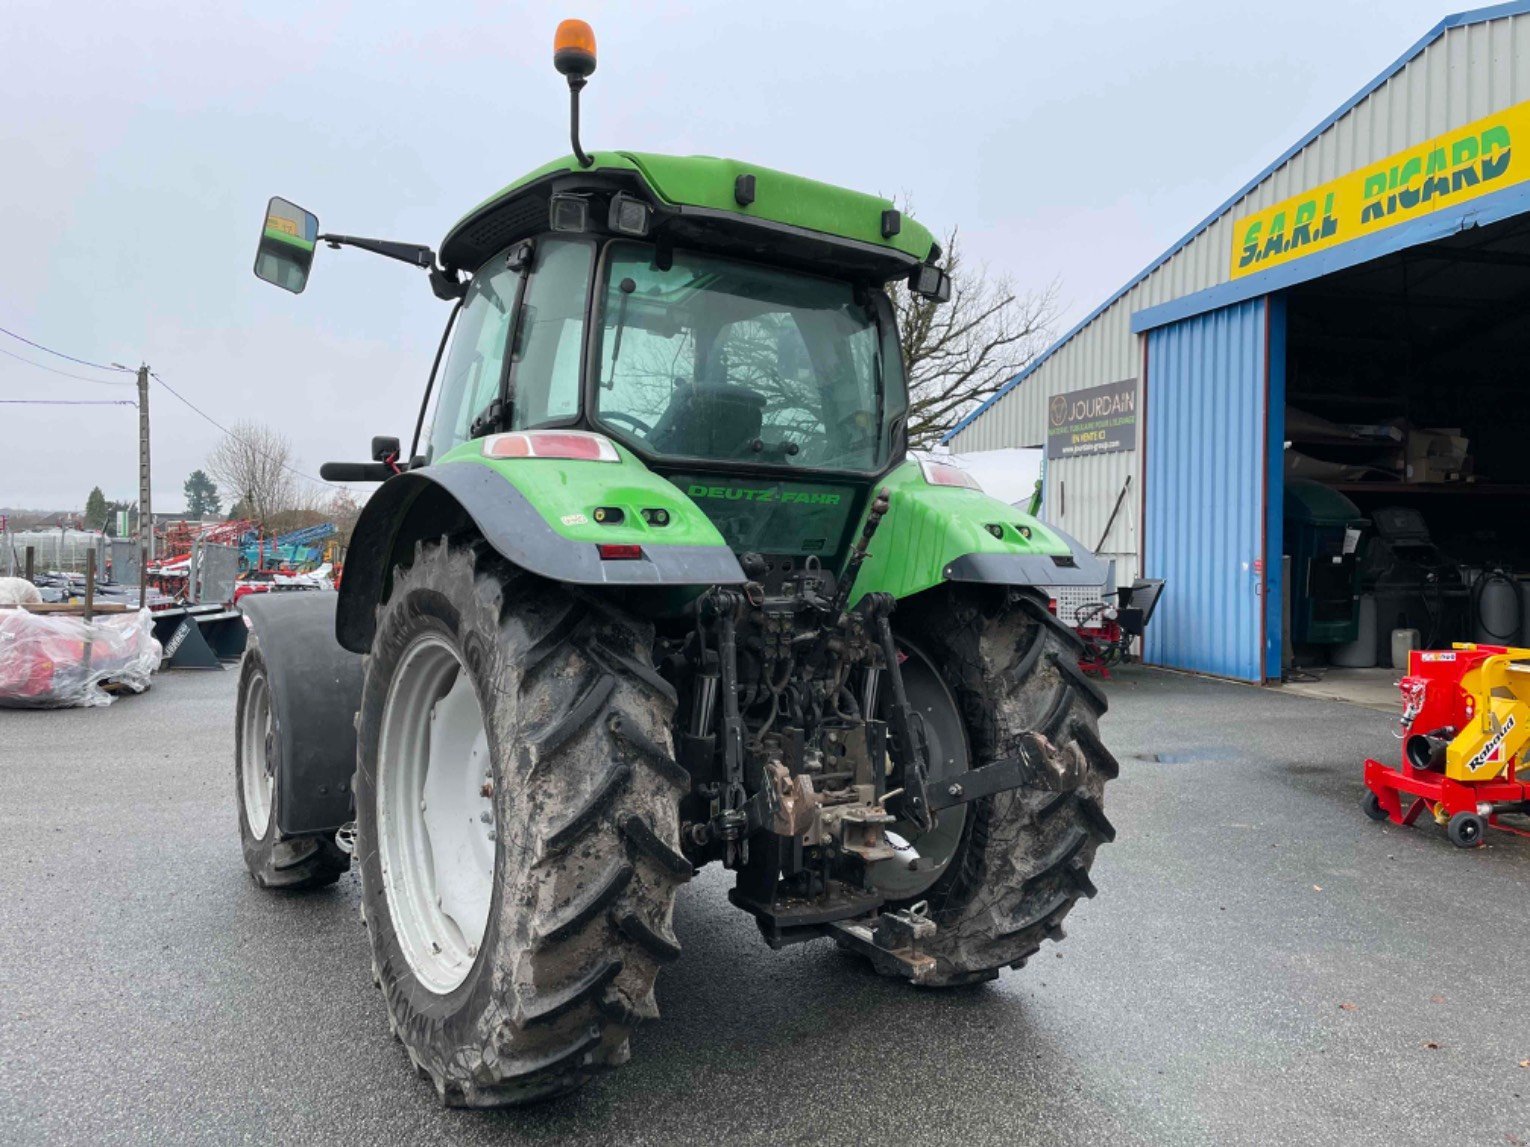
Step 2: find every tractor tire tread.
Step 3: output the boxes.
[357,540,684,1107]
[534,858,635,947]
[613,909,683,963]
[619,813,695,880]
[542,762,632,855]
[519,958,624,1026]
[1049,649,1108,715]
[608,711,691,791]
[862,585,1115,987]
[1073,722,1121,780]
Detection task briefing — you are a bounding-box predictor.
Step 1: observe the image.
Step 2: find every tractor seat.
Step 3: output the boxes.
[647,383,767,459]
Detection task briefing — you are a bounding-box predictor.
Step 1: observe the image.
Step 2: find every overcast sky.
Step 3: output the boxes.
[0,0,1461,511]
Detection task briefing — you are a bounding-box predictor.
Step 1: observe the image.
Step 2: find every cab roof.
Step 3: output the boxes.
[439,151,938,281]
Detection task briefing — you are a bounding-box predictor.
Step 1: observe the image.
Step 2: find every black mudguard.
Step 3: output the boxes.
[335,465,745,654]
[944,524,1110,589]
[241,593,364,835]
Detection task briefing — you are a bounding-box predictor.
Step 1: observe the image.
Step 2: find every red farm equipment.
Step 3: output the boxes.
[1363,644,1530,847]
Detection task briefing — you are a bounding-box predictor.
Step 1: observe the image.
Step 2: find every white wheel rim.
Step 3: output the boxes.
[240,671,274,839]
[376,634,495,995]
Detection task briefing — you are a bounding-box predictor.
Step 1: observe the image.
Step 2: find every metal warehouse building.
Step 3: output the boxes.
[947,2,1530,684]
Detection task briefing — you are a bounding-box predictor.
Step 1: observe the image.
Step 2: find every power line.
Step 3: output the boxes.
[149,370,338,490]
[0,345,136,386]
[0,324,133,373]
[0,398,136,406]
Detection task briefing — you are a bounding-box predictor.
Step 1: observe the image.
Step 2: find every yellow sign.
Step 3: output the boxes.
[1229,100,1530,279]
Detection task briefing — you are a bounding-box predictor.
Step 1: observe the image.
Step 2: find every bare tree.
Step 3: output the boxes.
[206,421,296,527]
[888,223,1060,449]
[321,488,362,548]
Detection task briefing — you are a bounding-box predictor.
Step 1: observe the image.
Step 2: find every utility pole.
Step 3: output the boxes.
[137,364,151,608]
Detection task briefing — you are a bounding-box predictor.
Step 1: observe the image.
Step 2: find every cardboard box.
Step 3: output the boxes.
[1405,429,1470,483]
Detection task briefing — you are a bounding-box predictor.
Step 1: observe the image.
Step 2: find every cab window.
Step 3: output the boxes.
[592,241,903,472]
[427,238,593,460]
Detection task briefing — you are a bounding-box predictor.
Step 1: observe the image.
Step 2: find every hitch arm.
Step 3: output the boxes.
[866,597,933,831]
[702,590,751,865]
[926,732,1089,812]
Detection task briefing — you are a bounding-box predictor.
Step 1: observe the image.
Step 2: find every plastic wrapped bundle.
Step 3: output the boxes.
[0,608,162,708]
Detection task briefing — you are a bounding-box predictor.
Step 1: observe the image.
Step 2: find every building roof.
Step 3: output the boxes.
[942,0,1530,443]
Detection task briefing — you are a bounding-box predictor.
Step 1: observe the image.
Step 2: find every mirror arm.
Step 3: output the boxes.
[316,232,465,300]
[318,232,436,269]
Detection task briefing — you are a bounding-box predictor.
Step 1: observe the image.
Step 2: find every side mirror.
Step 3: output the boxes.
[909,263,952,303]
[371,435,402,463]
[254,197,320,294]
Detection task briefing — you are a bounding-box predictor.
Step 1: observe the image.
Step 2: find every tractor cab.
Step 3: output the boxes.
[428,171,940,564]
[254,22,950,574]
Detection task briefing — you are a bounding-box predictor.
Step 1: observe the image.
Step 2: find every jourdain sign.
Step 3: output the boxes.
[1046,380,1137,459]
[1230,98,1530,279]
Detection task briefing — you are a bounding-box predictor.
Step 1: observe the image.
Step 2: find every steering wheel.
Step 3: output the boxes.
[601,410,654,437]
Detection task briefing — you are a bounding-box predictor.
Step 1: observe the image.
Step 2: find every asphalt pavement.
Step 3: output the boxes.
[1,665,1526,1146]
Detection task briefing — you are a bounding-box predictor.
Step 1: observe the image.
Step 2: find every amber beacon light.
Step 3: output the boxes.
[554,20,598,168]
[553,19,597,77]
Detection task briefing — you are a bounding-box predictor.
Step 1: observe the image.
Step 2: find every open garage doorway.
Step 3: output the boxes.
[1279,211,1530,704]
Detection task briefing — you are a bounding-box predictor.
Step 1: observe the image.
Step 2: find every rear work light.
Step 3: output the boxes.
[482,430,620,462]
[918,459,981,490]
[597,544,644,561]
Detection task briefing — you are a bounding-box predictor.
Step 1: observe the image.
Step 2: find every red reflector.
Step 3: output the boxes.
[597,544,643,561]
[1047,598,1059,615]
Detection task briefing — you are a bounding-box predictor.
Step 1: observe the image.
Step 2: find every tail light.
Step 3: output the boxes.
[482,430,620,462]
[918,459,981,490]
[597,544,643,561]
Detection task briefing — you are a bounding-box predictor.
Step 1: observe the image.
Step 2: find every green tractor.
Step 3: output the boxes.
[237,19,1116,1107]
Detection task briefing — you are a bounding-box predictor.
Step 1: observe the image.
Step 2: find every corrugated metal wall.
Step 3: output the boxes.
[1143,300,1270,681]
[1045,434,1139,588]
[948,8,1530,588]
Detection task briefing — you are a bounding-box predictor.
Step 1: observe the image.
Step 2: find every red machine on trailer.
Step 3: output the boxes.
[1363,644,1530,848]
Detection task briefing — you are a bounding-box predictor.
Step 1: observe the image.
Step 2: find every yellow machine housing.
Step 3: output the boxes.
[1445,645,1530,782]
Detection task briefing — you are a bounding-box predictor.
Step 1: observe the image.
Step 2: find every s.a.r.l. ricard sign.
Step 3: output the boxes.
[1229,99,1530,279]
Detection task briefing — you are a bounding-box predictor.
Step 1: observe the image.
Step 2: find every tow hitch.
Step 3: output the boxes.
[829,902,939,984]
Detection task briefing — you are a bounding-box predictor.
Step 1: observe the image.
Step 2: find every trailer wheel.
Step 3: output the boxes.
[234,642,350,889]
[1361,791,1389,822]
[855,587,1116,987]
[355,538,686,1107]
[1447,811,1485,848]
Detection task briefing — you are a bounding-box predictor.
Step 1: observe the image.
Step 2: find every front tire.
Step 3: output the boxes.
[355,539,688,1106]
[1447,811,1485,848]
[860,587,1117,986]
[234,642,350,890]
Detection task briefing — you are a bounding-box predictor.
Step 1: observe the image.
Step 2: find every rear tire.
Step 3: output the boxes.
[1361,791,1389,822]
[861,587,1117,986]
[234,642,350,890]
[355,538,687,1106]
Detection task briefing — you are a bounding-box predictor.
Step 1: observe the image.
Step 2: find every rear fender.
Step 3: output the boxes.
[848,461,1107,606]
[336,452,745,653]
[241,593,364,836]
